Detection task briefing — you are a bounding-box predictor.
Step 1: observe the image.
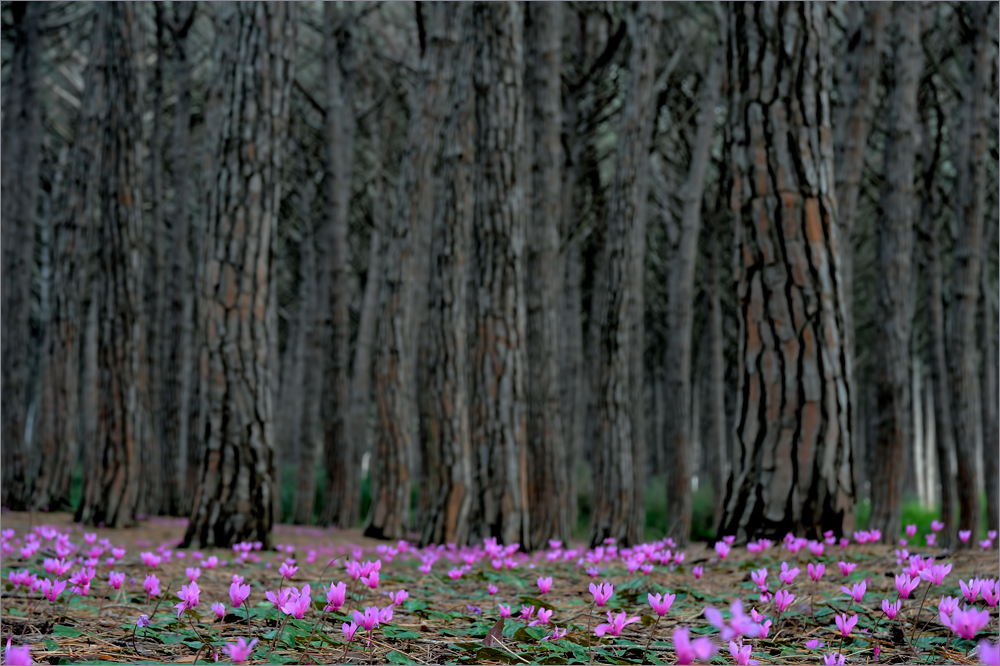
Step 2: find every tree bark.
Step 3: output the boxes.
[365,2,457,540]
[663,47,724,547]
[589,3,661,548]
[468,1,531,547]
[318,3,358,528]
[719,2,855,542]
[421,4,475,546]
[525,1,572,550]
[183,2,295,548]
[706,206,729,530]
[948,1,992,546]
[1,1,43,510]
[75,1,153,528]
[982,229,999,540]
[868,2,923,544]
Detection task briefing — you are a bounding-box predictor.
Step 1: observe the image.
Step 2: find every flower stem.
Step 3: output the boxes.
[642,615,660,662]
[586,602,595,665]
[909,583,931,647]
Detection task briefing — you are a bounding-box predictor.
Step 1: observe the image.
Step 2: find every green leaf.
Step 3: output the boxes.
[52,625,82,638]
[43,638,59,651]
[386,650,419,664]
[513,626,547,642]
[640,614,658,627]
[5,607,23,616]
[383,626,422,639]
[402,599,429,613]
[619,577,647,591]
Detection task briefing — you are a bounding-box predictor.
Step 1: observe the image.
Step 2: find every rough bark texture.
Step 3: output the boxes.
[720,2,855,543]
[319,3,358,529]
[183,2,294,548]
[468,1,531,547]
[422,5,475,547]
[159,1,197,517]
[365,2,456,540]
[75,2,152,528]
[706,204,730,529]
[948,1,992,545]
[1,1,43,510]
[983,228,999,540]
[525,1,572,550]
[868,2,923,545]
[663,47,723,547]
[589,3,661,549]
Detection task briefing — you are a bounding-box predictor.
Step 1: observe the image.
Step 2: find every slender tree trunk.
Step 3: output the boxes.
[365,2,457,540]
[589,3,661,548]
[664,47,724,547]
[720,2,854,542]
[924,374,938,511]
[706,206,729,529]
[422,4,475,546]
[948,1,993,546]
[524,1,572,550]
[183,2,295,548]
[868,2,923,544]
[982,232,999,539]
[1,1,43,510]
[75,2,152,528]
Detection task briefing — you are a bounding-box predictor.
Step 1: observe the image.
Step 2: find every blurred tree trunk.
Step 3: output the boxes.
[319,3,358,529]
[664,46,723,547]
[948,1,993,546]
[183,2,294,548]
[525,1,571,550]
[918,71,957,547]
[422,4,475,546]
[468,1,530,546]
[158,1,196,517]
[868,2,923,544]
[589,3,661,548]
[76,1,153,528]
[720,2,854,542]
[983,229,999,540]
[366,3,456,540]
[706,205,729,530]
[1,1,43,510]
[832,2,885,494]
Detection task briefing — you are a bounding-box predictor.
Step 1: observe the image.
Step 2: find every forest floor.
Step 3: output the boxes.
[1,511,998,665]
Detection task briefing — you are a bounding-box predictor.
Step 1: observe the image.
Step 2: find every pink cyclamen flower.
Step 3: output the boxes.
[960,530,972,543]
[648,592,676,617]
[342,621,359,643]
[715,542,731,559]
[230,580,251,608]
[837,561,856,577]
[940,595,961,617]
[353,606,380,631]
[779,562,800,585]
[990,531,998,541]
[895,573,920,599]
[379,605,394,624]
[361,569,380,590]
[805,639,825,650]
[931,520,945,532]
[279,562,298,580]
[981,580,1000,607]
[529,608,553,627]
[537,576,552,594]
[750,608,767,623]
[520,604,535,621]
[280,585,311,619]
[594,610,640,637]
[174,581,201,618]
[205,555,219,569]
[144,574,161,598]
[693,566,704,579]
[323,581,346,612]
[840,580,866,603]
[918,562,953,586]
[882,598,901,620]
[808,563,825,582]
[589,582,614,607]
[389,589,408,606]
[674,627,716,665]
[498,603,511,618]
[834,613,858,638]
[140,552,161,568]
[823,653,846,665]
[961,578,984,604]
[542,627,567,642]
[212,602,226,620]
[109,572,125,591]
[926,534,937,546]
[136,615,150,629]
[981,540,994,550]
[729,640,759,666]
[4,638,31,666]
[112,547,126,560]
[906,524,917,538]
[751,569,768,591]
[40,578,67,603]
[223,637,257,665]
[487,583,498,596]
[979,640,999,666]
[773,589,795,613]
[940,605,991,640]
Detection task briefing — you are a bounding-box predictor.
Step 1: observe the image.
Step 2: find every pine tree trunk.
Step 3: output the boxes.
[948,1,992,546]
[318,3,358,528]
[75,1,153,528]
[366,2,457,540]
[467,1,531,546]
[422,4,475,546]
[1,1,43,510]
[868,2,923,544]
[589,3,661,548]
[525,1,572,550]
[720,2,855,542]
[664,47,723,547]
[982,236,999,540]
[706,204,729,529]
[183,2,294,548]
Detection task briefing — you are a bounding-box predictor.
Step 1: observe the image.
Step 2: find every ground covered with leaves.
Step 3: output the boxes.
[1,511,998,665]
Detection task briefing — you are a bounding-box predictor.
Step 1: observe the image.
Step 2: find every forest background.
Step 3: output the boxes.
[1,1,997,552]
